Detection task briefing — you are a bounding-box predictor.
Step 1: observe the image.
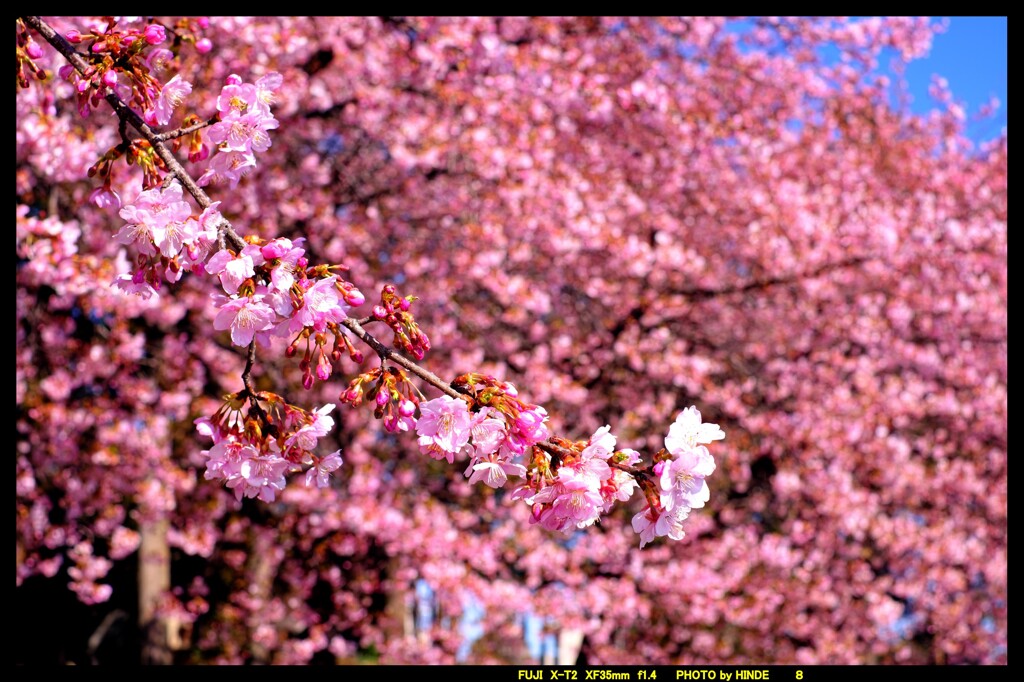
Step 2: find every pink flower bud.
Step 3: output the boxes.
[143,25,166,45]
[350,351,364,363]
[375,390,389,407]
[65,30,82,43]
[302,372,314,390]
[399,400,416,417]
[382,284,397,296]
[399,297,411,311]
[58,65,74,80]
[372,305,387,320]
[91,42,106,53]
[102,70,118,88]
[225,74,243,86]
[25,41,43,59]
[316,362,332,381]
[196,17,211,29]
[285,344,297,358]
[89,186,121,209]
[344,288,365,307]
[196,38,213,54]
[188,143,210,163]
[261,240,289,259]
[76,79,90,94]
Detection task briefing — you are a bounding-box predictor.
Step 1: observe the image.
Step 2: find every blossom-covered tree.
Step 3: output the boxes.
[16,16,1005,665]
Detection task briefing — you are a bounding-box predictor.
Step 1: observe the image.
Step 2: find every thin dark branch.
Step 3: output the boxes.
[340,318,463,400]
[242,341,258,399]
[677,256,873,300]
[151,117,218,142]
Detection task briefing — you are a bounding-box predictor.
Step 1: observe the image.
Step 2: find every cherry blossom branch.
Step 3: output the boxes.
[22,16,245,252]
[25,18,489,406]
[30,13,660,484]
[24,15,716,548]
[25,13,461,415]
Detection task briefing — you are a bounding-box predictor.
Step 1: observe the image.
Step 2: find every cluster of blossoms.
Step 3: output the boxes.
[52,21,275,200]
[196,391,342,501]
[52,18,208,123]
[112,180,222,298]
[370,283,431,360]
[15,18,47,89]
[112,187,366,391]
[518,425,640,534]
[398,374,724,546]
[632,407,724,548]
[190,242,367,492]
[208,240,366,382]
[198,72,282,188]
[417,374,551,481]
[340,366,420,433]
[39,14,725,550]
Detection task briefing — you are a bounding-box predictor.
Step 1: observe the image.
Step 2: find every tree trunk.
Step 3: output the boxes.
[138,516,177,664]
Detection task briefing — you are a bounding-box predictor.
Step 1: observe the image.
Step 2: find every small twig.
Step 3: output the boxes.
[241,340,258,399]
[117,111,131,149]
[340,317,462,400]
[151,117,217,142]
[610,460,651,481]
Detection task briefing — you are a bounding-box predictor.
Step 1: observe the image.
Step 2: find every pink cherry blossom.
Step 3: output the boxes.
[632,504,690,548]
[285,404,335,452]
[205,248,257,294]
[532,468,605,532]
[207,111,280,155]
[305,450,343,488]
[145,74,192,126]
[203,439,257,482]
[260,238,305,292]
[415,395,472,462]
[197,149,257,188]
[665,406,725,454]
[659,445,715,511]
[464,453,526,489]
[290,276,348,332]
[226,450,290,502]
[212,295,276,346]
[466,407,507,457]
[112,269,157,299]
[89,186,120,209]
[144,47,174,72]
[152,214,198,258]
